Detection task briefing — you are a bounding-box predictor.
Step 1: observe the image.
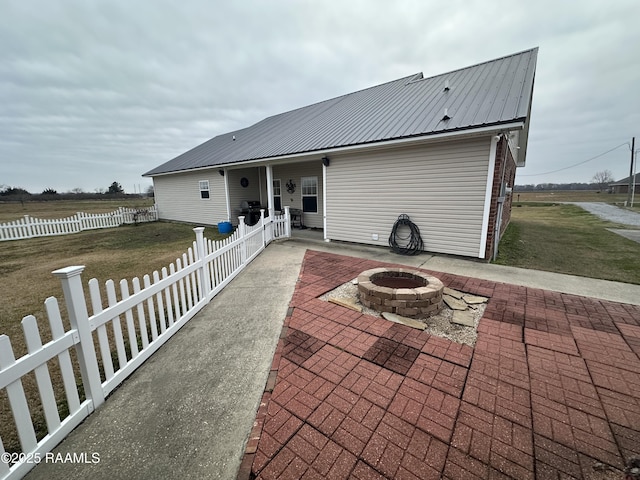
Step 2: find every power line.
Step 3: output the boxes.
[519,142,629,177]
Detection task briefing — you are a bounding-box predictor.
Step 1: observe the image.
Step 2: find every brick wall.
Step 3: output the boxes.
[500,143,517,236]
[483,136,517,260]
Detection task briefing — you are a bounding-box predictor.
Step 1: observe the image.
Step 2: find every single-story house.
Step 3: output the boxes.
[144,48,538,260]
[609,173,639,194]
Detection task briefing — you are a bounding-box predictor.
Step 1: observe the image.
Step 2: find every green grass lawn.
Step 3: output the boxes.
[0,221,229,347]
[494,203,640,284]
[514,191,629,203]
[514,190,640,211]
[0,219,230,454]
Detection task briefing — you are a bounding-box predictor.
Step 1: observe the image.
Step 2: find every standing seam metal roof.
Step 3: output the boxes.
[144,48,538,176]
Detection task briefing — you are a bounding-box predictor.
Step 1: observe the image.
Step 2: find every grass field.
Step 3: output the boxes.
[0,215,230,454]
[495,203,640,284]
[515,190,629,202]
[514,190,640,211]
[0,198,155,223]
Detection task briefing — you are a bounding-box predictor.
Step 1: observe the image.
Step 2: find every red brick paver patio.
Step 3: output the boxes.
[240,251,640,479]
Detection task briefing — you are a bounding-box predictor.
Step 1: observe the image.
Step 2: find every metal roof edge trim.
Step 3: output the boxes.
[143,121,525,177]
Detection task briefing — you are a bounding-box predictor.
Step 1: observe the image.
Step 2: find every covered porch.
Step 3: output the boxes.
[221,157,329,238]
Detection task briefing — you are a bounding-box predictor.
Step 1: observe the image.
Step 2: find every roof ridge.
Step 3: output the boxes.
[204,49,539,138]
[415,47,539,83]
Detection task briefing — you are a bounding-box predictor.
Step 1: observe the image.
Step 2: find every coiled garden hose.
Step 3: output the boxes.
[388,214,424,255]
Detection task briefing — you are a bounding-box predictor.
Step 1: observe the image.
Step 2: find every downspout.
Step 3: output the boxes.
[479,135,500,258]
[223,169,231,222]
[266,164,274,218]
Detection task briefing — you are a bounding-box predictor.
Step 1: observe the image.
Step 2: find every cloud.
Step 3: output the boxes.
[1,0,639,193]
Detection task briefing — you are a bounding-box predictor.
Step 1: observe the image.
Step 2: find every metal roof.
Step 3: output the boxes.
[144,48,538,176]
[610,173,640,186]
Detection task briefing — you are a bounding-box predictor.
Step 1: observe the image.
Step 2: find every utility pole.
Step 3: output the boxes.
[628,137,635,206]
[632,146,637,208]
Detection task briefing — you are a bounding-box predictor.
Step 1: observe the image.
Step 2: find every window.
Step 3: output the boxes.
[199,180,210,199]
[301,176,318,213]
[273,179,282,211]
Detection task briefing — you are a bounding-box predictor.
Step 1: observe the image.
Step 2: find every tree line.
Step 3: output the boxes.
[0,182,154,200]
[515,183,612,192]
[515,170,617,192]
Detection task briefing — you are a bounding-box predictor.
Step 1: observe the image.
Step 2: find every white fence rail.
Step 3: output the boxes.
[0,208,290,480]
[0,206,158,242]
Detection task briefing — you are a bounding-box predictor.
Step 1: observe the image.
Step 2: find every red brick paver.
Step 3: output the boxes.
[240,250,640,479]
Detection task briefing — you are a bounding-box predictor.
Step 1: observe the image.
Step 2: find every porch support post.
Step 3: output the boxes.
[284,206,291,238]
[322,162,328,241]
[223,169,231,221]
[265,164,274,218]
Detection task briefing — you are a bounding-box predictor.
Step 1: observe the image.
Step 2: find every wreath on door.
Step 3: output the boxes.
[286,179,296,194]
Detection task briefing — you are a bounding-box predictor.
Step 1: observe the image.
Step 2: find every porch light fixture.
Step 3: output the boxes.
[219,169,225,176]
[322,156,330,167]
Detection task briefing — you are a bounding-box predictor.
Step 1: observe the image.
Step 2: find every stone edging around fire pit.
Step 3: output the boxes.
[357,267,444,318]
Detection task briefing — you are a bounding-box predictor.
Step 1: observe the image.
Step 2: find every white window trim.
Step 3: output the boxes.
[199,180,210,200]
[301,176,318,214]
[273,178,282,211]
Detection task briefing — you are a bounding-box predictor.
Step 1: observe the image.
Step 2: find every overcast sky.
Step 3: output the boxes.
[1,0,639,194]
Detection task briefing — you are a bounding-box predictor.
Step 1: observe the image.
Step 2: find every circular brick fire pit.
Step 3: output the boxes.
[357,268,444,318]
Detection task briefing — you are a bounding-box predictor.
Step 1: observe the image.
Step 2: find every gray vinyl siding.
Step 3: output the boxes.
[227,167,263,221]
[272,162,324,229]
[326,137,491,257]
[153,170,227,225]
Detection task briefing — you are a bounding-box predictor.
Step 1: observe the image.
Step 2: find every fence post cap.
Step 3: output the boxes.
[193,226,205,233]
[52,265,85,278]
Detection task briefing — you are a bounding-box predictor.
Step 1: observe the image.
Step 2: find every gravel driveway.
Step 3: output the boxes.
[573,202,640,226]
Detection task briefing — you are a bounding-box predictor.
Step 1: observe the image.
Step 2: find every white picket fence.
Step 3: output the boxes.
[0,206,158,241]
[0,208,290,480]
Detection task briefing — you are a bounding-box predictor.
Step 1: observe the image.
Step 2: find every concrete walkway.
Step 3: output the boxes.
[25,241,306,480]
[607,228,640,244]
[289,237,640,306]
[24,239,640,480]
[573,202,640,227]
